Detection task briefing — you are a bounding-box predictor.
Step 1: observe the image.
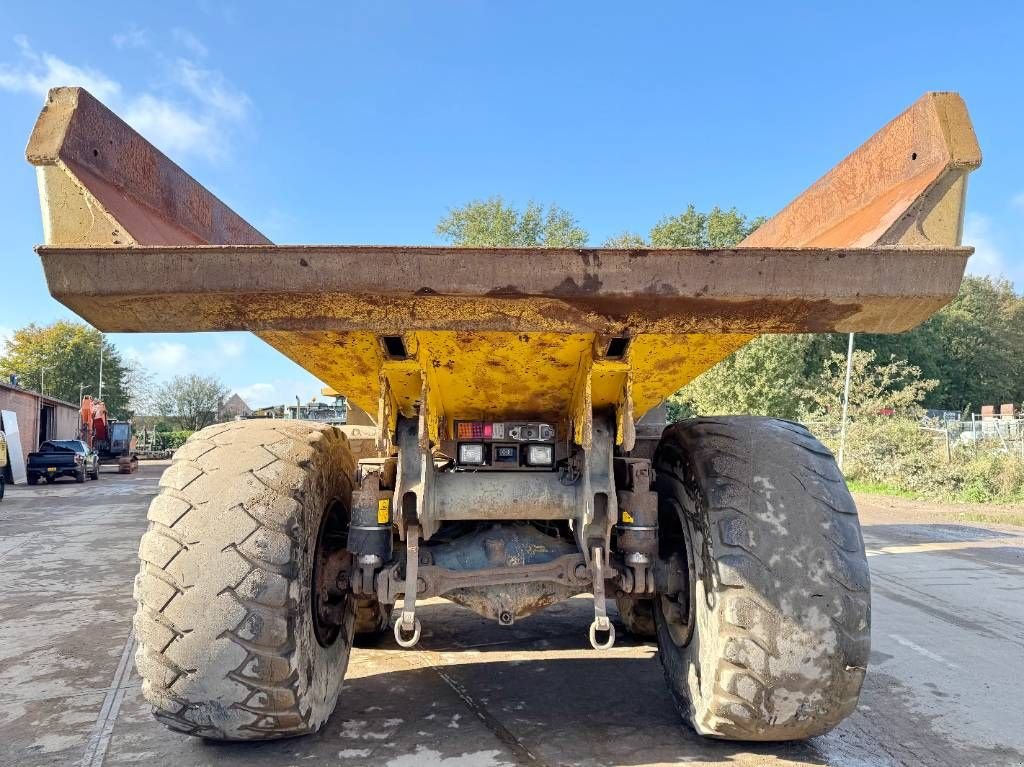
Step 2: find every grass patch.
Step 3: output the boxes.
[953,511,1024,529]
[845,479,916,498]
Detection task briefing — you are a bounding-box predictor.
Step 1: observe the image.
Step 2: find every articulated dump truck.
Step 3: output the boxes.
[26,88,980,742]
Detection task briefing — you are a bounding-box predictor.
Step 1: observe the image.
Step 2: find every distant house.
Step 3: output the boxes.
[218,393,252,421]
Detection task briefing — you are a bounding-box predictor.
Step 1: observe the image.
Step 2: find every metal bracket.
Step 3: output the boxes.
[576,412,618,566]
[588,546,615,650]
[394,523,422,648]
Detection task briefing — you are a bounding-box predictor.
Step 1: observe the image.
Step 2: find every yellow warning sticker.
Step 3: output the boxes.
[377,498,390,524]
[622,510,634,524]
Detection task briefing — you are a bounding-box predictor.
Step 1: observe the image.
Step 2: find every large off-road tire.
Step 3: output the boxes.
[614,595,656,638]
[653,417,870,741]
[133,420,358,740]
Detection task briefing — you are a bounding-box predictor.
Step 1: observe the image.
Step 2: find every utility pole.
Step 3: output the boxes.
[838,332,855,471]
[98,337,104,402]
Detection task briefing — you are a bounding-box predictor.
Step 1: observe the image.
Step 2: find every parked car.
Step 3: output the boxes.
[26,440,100,484]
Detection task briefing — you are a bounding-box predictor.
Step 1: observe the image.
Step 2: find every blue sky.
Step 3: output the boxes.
[1,2,1022,408]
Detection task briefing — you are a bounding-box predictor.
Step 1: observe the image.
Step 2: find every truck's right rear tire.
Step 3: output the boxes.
[133,420,357,740]
[653,417,870,741]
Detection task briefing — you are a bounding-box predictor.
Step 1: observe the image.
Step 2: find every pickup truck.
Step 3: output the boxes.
[26,440,100,484]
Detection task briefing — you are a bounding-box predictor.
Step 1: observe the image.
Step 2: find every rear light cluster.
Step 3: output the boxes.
[456,421,554,442]
[455,421,555,468]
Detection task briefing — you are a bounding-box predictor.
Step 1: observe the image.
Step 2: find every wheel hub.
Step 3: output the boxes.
[311,499,353,647]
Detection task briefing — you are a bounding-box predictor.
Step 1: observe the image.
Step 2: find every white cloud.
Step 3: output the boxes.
[112,25,148,50]
[172,58,249,121]
[120,93,214,158]
[233,377,328,409]
[0,35,121,102]
[122,335,247,377]
[216,337,245,358]
[172,28,208,58]
[235,382,276,405]
[0,36,249,161]
[0,325,13,348]
[963,212,1006,278]
[122,341,189,376]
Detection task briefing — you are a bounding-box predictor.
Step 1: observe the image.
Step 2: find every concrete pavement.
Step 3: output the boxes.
[1,463,1023,766]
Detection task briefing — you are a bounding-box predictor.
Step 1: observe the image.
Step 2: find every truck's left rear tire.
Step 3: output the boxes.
[133,420,357,740]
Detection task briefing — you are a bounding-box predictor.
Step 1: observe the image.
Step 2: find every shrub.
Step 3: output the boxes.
[153,430,193,451]
[811,417,1024,503]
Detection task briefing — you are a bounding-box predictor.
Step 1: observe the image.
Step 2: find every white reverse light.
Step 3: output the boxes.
[459,443,485,465]
[525,444,554,466]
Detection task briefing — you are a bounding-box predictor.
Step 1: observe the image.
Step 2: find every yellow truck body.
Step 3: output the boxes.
[27,88,979,450]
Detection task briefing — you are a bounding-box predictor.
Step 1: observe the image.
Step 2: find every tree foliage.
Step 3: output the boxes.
[801,349,938,422]
[602,231,648,248]
[437,196,588,247]
[0,321,135,417]
[652,205,765,247]
[602,204,764,248]
[847,276,1024,412]
[153,374,229,431]
[668,335,824,421]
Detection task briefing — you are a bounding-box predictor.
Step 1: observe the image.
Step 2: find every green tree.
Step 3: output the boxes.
[650,205,765,248]
[436,196,588,247]
[824,276,1024,412]
[668,334,827,421]
[0,321,136,417]
[602,231,648,248]
[153,374,229,431]
[802,349,937,422]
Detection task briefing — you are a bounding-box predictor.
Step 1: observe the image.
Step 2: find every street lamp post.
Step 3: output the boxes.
[837,332,855,471]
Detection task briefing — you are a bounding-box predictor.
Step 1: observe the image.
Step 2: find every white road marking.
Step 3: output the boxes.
[866,537,1024,557]
[888,633,960,670]
[80,631,137,767]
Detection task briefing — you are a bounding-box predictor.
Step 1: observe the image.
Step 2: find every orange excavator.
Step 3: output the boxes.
[80,395,138,474]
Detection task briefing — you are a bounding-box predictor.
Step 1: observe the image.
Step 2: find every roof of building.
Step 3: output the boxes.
[221,393,251,412]
[0,380,79,409]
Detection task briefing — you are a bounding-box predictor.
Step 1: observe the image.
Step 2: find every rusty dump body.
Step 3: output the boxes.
[26,87,984,744]
[28,88,979,450]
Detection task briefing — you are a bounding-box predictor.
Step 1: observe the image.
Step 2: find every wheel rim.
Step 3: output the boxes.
[311,498,353,647]
[659,497,698,648]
